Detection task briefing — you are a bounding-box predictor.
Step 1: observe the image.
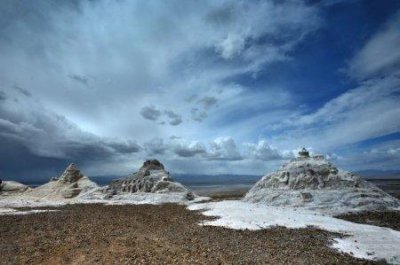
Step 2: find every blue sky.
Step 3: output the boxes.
[0,0,399,178]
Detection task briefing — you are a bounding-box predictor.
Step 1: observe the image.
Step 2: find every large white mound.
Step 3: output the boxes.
[105,159,195,200]
[25,163,99,200]
[244,149,400,214]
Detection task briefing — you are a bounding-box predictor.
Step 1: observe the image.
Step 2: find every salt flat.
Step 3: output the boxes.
[188,200,400,264]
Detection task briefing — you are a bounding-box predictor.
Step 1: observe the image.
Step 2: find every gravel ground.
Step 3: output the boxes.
[0,204,387,265]
[336,210,400,231]
[196,188,249,201]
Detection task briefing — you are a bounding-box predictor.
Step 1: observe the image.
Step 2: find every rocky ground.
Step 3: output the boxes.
[0,204,389,265]
[194,188,248,201]
[336,210,400,231]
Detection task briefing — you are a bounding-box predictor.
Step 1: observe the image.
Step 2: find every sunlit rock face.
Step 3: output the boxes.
[107,159,194,199]
[244,149,400,214]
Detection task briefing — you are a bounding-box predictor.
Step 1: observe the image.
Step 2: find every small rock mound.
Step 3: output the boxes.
[26,163,98,199]
[107,159,194,200]
[0,181,29,194]
[244,149,400,214]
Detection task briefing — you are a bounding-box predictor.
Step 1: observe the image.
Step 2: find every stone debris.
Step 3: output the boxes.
[244,149,400,214]
[106,159,195,200]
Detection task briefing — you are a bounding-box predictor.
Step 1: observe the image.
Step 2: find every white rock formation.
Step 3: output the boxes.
[25,163,98,200]
[106,159,195,200]
[0,181,29,194]
[244,149,400,214]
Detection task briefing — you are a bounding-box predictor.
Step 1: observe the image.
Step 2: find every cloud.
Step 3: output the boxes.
[0,96,141,177]
[171,140,207,158]
[164,110,182,126]
[13,85,31,97]
[0,91,6,101]
[144,138,167,155]
[191,108,207,122]
[185,95,198,103]
[69,74,89,86]
[348,11,400,80]
[206,137,242,161]
[216,33,246,60]
[272,74,400,150]
[244,140,286,161]
[0,0,324,176]
[198,96,218,108]
[140,105,161,121]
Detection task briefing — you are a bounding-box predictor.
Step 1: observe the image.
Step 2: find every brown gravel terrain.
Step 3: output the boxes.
[195,188,249,201]
[0,204,387,265]
[336,210,400,231]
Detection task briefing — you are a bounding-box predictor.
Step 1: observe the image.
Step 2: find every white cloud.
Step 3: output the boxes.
[216,33,246,59]
[348,11,400,80]
[244,140,287,161]
[271,74,400,151]
[0,0,320,142]
[207,137,243,161]
[2,1,360,176]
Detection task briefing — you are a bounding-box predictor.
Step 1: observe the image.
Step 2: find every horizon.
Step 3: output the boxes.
[5,164,400,183]
[1,0,400,179]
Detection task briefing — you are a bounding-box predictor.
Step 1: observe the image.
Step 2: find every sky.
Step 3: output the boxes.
[0,0,400,179]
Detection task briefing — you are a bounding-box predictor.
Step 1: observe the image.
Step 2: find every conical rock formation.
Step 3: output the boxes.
[26,163,98,199]
[106,159,194,200]
[244,151,400,214]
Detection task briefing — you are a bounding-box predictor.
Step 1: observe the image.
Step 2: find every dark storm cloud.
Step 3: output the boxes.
[140,105,161,121]
[0,136,68,180]
[0,114,141,160]
[0,97,141,178]
[164,110,182,126]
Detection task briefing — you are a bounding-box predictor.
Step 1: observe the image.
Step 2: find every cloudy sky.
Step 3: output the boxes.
[1,0,400,179]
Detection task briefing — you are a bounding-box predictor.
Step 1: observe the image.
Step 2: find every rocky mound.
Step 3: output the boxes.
[106,159,194,200]
[26,163,98,199]
[244,149,400,214]
[0,181,29,194]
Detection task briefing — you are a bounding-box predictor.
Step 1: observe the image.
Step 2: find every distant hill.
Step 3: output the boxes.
[173,174,261,186]
[356,170,400,179]
[90,174,262,186]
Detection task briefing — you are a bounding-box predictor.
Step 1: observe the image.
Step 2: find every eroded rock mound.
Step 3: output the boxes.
[107,159,194,200]
[244,149,400,214]
[0,181,29,194]
[26,163,98,199]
